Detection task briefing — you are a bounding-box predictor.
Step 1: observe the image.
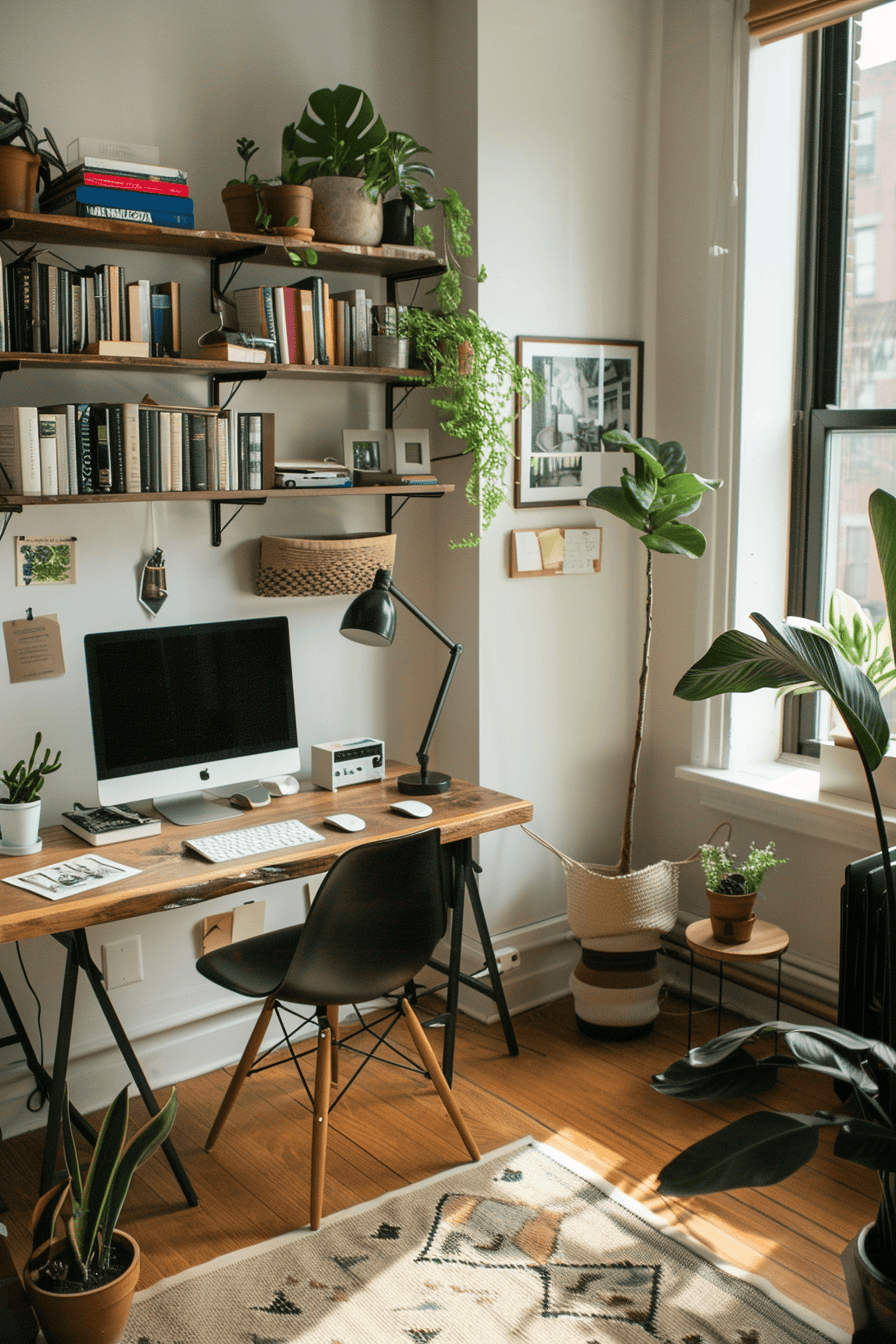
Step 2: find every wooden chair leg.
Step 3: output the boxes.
[326,1004,339,1086]
[401,999,480,1162]
[205,997,275,1152]
[309,1015,332,1231]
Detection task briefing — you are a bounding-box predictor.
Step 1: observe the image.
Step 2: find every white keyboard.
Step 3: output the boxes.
[185,818,325,863]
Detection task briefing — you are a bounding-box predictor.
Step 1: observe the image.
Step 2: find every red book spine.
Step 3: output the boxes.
[80,172,190,197]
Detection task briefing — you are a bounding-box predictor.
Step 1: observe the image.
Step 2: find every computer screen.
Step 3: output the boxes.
[84,616,300,824]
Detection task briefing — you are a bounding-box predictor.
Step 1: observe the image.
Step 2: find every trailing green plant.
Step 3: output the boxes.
[653,486,896,1276]
[585,431,721,873]
[282,84,387,193]
[2,731,61,803]
[699,839,786,894]
[29,1083,177,1284]
[362,130,435,208]
[0,91,65,194]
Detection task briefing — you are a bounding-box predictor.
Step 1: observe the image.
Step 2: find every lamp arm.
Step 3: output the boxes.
[389,581,463,777]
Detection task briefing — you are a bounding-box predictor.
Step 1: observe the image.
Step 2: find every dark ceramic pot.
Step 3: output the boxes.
[843,1223,896,1342]
[381,197,416,246]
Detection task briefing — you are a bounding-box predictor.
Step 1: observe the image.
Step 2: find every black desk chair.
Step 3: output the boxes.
[196,828,480,1229]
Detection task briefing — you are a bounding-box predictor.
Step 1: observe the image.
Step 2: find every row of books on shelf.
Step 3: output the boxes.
[0,246,181,357]
[230,278,408,369]
[0,402,272,497]
[39,153,194,230]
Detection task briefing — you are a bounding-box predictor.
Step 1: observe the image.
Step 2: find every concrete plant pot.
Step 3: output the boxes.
[309,175,382,245]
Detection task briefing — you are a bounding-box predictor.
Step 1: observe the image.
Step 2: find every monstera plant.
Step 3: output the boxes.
[282,84,387,192]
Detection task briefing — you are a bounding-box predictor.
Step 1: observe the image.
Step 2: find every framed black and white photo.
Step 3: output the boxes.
[342,429,390,474]
[391,428,430,474]
[514,337,643,509]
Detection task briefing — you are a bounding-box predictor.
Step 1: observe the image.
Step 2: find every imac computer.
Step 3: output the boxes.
[84,616,300,825]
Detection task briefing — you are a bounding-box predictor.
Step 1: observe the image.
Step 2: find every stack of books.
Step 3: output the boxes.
[40,155,193,230]
[0,402,272,497]
[233,279,378,368]
[0,247,180,356]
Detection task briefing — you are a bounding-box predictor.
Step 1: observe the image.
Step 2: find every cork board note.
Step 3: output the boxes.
[510,527,602,578]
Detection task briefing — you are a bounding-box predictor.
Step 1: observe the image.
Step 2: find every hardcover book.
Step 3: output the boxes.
[0,406,41,495]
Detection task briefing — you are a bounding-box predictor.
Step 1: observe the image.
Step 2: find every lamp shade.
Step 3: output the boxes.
[340,572,396,646]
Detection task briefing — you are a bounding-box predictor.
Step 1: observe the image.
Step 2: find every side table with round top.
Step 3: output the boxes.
[684,917,790,1049]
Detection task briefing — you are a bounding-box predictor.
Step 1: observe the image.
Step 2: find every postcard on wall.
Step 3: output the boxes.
[15,536,77,586]
[3,613,66,682]
[514,337,643,509]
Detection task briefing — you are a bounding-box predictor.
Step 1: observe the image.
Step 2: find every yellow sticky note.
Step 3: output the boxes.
[538,528,564,568]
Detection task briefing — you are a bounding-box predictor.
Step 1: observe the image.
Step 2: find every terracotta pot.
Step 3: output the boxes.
[843,1223,896,1342]
[706,887,757,944]
[259,182,313,231]
[25,1232,140,1344]
[221,182,261,234]
[0,144,40,213]
[309,175,382,245]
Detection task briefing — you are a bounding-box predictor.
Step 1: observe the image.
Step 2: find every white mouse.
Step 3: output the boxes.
[391,800,433,818]
[261,775,300,796]
[324,813,366,832]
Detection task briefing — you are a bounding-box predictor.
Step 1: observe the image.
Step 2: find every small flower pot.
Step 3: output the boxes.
[381,196,416,246]
[706,888,757,944]
[0,798,42,854]
[0,144,40,213]
[221,182,262,234]
[25,1232,140,1344]
[259,182,313,231]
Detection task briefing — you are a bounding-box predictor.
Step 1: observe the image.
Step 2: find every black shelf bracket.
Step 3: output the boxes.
[0,358,22,385]
[210,245,267,314]
[208,368,268,407]
[210,497,267,547]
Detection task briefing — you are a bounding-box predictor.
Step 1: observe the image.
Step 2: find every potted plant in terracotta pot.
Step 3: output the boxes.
[0,92,64,213]
[281,84,387,246]
[663,486,896,1337]
[24,1082,177,1344]
[699,835,787,943]
[0,731,61,856]
[222,135,266,234]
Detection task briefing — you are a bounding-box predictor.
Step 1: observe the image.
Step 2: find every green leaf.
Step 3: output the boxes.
[651,1046,779,1100]
[642,521,706,556]
[282,84,386,182]
[835,1119,896,1172]
[100,1089,177,1261]
[586,484,647,531]
[656,1110,833,1196]
[76,1087,129,1266]
[675,615,890,771]
[61,1083,83,1206]
[870,488,896,667]
[621,468,657,513]
[656,440,687,475]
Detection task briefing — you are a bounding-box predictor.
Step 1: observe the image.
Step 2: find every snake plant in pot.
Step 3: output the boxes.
[652,487,896,1339]
[524,432,722,1038]
[25,1082,177,1344]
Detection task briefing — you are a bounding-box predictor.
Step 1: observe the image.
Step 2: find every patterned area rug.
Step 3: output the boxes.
[121,1140,848,1344]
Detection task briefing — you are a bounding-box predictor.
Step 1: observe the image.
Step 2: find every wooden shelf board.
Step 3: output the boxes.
[0,211,445,278]
[0,483,453,507]
[0,351,432,383]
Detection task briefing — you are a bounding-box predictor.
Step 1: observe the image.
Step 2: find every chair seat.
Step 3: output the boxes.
[197,923,304,998]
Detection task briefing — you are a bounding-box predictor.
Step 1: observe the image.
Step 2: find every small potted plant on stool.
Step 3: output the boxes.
[700,834,787,944]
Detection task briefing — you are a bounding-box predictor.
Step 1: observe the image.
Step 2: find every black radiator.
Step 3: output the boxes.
[839,845,896,1043]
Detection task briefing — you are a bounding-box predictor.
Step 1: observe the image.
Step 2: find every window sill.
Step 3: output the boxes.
[675,758,891,851]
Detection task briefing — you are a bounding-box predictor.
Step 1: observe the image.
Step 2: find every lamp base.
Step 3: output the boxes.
[398,770,451,796]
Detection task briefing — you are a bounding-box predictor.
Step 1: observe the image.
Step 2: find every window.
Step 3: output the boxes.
[788,2,896,753]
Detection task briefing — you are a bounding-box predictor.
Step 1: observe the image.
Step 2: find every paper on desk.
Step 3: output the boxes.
[4,857,141,900]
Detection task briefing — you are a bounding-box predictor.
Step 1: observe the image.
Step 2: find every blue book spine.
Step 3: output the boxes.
[72,185,195,211]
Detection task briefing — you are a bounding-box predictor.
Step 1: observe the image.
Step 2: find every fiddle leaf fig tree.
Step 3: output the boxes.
[586,430,721,873]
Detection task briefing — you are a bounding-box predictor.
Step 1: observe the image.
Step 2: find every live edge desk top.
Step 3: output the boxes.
[0,763,533,945]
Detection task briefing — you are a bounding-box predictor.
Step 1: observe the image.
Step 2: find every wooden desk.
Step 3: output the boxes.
[0,764,532,1202]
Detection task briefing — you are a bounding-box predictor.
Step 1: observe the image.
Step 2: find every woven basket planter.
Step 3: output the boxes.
[255,532,396,598]
[523,826,692,1040]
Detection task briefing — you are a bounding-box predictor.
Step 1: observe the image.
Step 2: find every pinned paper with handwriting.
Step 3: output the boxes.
[510,527,602,578]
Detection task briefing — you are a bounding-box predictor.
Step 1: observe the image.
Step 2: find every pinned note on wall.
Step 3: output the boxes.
[3,613,66,682]
[510,527,602,578]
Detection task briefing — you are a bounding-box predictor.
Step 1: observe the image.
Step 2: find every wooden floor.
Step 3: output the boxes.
[0,991,878,1336]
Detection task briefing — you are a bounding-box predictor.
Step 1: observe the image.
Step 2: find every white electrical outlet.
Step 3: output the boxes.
[101,936,143,989]
[494,947,520,975]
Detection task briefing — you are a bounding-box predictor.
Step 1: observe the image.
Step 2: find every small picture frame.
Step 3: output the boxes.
[342,429,390,474]
[514,336,643,509]
[15,536,77,586]
[391,428,430,474]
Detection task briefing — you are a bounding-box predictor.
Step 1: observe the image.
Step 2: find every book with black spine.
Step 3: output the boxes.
[188,413,209,490]
[180,412,191,490]
[289,276,328,365]
[74,402,94,493]
[107,403,126,492]
[89,404,112,492]
[138,406,153,490]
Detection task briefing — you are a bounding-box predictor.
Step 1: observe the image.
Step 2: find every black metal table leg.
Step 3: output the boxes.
[64,929,198,1207]
[40,937,80,1193]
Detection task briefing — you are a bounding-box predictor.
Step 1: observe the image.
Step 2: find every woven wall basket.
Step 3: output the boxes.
[255,532,396,598]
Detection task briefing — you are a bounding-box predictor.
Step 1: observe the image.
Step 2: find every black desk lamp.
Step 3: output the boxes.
[340,567,463,795]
